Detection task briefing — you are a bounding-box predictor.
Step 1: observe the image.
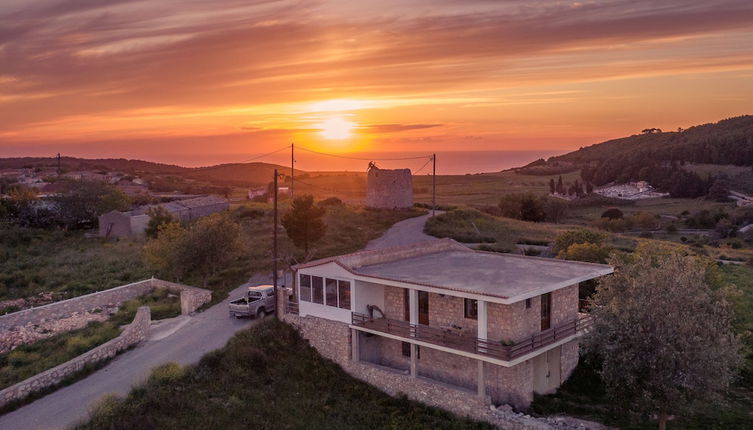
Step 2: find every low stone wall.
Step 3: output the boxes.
[0,279,211,332]
[151,279,212,314]
[0,306,151,409]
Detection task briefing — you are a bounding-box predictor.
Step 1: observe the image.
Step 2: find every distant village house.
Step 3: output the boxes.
[98,195,229,238]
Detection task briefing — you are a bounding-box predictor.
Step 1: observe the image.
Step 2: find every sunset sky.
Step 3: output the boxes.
[1,0,753,171]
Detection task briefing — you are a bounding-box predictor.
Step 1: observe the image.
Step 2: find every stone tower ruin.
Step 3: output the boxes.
[366,164,413,209]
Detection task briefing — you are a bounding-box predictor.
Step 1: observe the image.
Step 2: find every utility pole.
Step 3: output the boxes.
[291,143,295,199]
[272,168,279,319]
[432,153,436,217]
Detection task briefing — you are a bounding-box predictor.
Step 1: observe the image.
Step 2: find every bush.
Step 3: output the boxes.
[557,243,613,264]
[553,229,607,254]
[601,208,623,219]
[499,193,546,222]
[317,197,343,207]
[666,224,678,233]
[592,217,630,232]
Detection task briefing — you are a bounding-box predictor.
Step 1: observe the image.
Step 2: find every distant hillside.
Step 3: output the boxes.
[188,162,304,186]
[0,157,186,174]
[517,116,753,198]
[553,115,753,167]
[0,157,306,186]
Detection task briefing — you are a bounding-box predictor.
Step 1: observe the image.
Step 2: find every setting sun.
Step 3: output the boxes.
[317,116,356,140]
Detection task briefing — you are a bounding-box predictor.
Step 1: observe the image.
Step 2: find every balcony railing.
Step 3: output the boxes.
[352,312,592,362]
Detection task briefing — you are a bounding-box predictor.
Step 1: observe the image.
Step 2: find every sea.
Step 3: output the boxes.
[156,150,567,175]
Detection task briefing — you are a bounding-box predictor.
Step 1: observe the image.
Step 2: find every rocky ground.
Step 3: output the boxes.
[0,292,69,315]
[0,305,119,354]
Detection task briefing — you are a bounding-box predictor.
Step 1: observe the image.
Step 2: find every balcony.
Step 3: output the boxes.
[351,312,592,362]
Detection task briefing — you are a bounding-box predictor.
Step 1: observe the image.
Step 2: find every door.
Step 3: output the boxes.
[533,346,562,394]
[540,292,551,331]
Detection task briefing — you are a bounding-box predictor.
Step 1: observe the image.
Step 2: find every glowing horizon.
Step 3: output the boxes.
[1,0,752,167]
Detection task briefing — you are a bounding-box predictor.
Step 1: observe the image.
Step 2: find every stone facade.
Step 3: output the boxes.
[282,313,352,366]
[0,306,151,409]
[0,279,211,346]
[366,167,413,209]
[559,339,579,384]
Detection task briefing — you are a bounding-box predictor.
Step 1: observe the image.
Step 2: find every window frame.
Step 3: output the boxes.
[311,276,324,304]
[463,298,478,320]
[299,274,312,302]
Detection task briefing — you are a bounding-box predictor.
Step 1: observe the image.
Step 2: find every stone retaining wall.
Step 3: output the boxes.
[0,279,211,332]
[151,279,212,314]
[0,306,151,409]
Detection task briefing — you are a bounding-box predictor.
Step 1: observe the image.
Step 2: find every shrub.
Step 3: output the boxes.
[592,217,630,232]
[553,229,607,254]
[666,224,678,233]
[558,243,613,264]
[601,208,623,220]
[317,197,343,207]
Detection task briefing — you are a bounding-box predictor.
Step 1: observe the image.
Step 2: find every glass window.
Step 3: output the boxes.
[464,298,478,319]
[299,274,311,302]
[338,280,351,310]
[312,276,324,304]
[325,278,338,307]
[525,298,532,309]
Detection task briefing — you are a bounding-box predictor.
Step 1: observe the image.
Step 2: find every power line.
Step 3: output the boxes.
[413,156,434,175]
[238,145,292,163]
[296,145,431,161]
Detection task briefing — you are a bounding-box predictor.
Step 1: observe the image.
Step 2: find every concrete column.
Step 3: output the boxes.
[410,344,418,378]
[477,360,485,398]
[351,329,360,362]
[478,300,488,339]
[408,289,418,327]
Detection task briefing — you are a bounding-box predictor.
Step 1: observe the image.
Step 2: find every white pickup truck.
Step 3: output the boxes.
[228,285,276,318]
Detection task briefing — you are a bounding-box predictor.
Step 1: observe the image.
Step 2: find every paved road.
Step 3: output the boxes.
[365,211,442,250]
[1,211,437,430]
[0,276,273,430]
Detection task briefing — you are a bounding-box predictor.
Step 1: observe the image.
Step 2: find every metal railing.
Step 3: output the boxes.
[286,301,299,315]
[352,312,592,361]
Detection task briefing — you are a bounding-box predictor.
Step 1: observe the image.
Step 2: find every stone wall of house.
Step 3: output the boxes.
[0,306,151,409]
[366,167,413,209]
[487,299,540,343]
[282,313,352,366]
[559,339,579,384]
[383,286,405,320]
[485,359,534,408]
[428,293,479,337]
[0,279,210,332]
[551,284,578,327]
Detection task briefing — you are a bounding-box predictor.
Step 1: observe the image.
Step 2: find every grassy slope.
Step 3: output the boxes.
[76,320,493,430]
[0,290,180,390]
[0,228,149,301]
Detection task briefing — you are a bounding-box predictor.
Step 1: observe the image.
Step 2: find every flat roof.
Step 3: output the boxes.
[294,239,613,302]
[353,250,612,301]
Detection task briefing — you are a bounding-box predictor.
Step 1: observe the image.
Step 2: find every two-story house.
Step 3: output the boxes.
[281,239,612,409]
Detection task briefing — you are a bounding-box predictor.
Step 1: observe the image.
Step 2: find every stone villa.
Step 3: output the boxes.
[280,239,612,409]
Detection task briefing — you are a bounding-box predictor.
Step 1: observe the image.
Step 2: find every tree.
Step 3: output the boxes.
[707,174,731,202]
[145,206,176,239]
[144,214,243,286]
[55,180,131,229]
[585,252,741,429]
[548,178,556,194]
[556,176,564,194]
[144,222,189,281]
[281,195,326,257]
[601,208,623,220]
[543,198,568,223]
[183,213,243,286]
[499,193,546,222]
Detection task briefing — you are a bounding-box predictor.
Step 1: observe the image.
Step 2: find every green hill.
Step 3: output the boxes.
[520,115,753,197]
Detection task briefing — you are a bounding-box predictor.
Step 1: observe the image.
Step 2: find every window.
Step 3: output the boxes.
[325,278,338,307]
[312,276,324,304]
[464,298,478,319]
[338,280,351,310]
[525,298,532,309]
[299,274,312,302]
